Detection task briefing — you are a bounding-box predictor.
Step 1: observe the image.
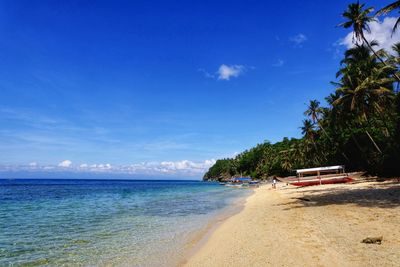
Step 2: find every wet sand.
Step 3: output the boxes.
[184,180,400,267]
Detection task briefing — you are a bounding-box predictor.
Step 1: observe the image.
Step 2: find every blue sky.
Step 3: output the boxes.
[0,0,397,178]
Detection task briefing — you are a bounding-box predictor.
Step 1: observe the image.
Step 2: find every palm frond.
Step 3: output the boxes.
[392,17,400,35]
[376,1,400,16]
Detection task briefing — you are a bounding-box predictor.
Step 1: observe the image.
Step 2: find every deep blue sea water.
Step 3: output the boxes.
[0,179,251,266]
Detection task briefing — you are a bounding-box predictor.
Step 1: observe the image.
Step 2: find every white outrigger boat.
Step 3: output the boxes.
[224,177,259,188]
[277,165,353,187]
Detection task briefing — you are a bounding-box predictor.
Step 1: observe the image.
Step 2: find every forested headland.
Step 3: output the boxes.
[204,1,400,181]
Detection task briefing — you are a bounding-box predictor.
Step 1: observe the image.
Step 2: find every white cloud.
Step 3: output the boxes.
[130,159,216,175]
[204,159,216,166]
[43,166,55,170]
[199,64,250,81]
[97,163,112,170]
[158,159,215,172]
[58,160,72,168]
[198,68,215,79]
[217,64,246,80]
[290,33,307,45]
[29,162,37,167]
[0,159,216,177]
[340,17,400,54]
[272,59,285,67]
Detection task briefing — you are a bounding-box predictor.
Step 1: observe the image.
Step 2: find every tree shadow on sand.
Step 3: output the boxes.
[277,182,400,210]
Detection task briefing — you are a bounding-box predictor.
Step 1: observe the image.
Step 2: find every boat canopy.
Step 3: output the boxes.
[234,177,252,181]
[296,165,344,175]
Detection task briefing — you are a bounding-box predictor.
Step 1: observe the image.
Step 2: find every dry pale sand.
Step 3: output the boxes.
[184,180,400,267]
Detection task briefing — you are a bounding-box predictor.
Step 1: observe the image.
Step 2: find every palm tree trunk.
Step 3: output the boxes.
[365,130,383,154]
[309,134,327,164]
[351,134,372,166]
[351,134,364,152]
[396,94,400,141]
[316,118,350,161]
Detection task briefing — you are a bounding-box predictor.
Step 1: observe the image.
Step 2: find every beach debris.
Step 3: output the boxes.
[361,236,383,244]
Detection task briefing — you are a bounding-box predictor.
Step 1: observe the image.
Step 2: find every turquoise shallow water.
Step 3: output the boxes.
[0,179,251,266]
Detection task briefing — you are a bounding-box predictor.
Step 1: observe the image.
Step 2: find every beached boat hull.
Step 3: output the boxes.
[277,165,355,187]
[224,183,243,188]
[290,176,353,187]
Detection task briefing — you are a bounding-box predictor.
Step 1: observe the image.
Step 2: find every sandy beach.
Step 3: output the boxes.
[184,180,400,267]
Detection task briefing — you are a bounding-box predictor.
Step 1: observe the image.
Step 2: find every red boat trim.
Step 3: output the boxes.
[290,177,353,187]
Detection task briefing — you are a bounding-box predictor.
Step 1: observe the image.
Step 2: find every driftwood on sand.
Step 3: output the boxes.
[362,236,383,244]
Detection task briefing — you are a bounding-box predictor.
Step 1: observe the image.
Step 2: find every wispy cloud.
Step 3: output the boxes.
[328,39,344,59]
[272,59,285,67]
[290,33,307,46]
[0,106,200,164]
[340,17,400,54]
[0,159,216,177]
[58,160,72,167]
[29,162,38,167]
[198,68,215,79]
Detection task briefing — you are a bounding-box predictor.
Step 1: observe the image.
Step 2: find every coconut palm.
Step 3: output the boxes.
[376,1,400,34]
[326,92,341,106]
[304,100,330,141]
[279,150,293,172]
[338,42,380,75]
[391,42,400,59]
[301,119,315,139]
[304,100,335,140]
[281,157,292,172]
[340,2,400,82]
[333,64,395,153]
[388,42,400,72]
[339,2,376,45]
[334,70,394,120]
[304,100,323,124]
[300,119,324,165]
[305,99,350,161]
[333,41,396,154]
[337,44,396,113]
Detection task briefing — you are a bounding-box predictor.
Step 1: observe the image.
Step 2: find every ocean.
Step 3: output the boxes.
[0,179,251,266]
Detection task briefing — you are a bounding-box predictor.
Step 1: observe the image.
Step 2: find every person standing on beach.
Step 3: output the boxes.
[272,176,277,189]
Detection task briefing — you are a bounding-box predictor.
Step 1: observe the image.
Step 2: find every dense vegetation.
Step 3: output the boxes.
[204,1,400,181]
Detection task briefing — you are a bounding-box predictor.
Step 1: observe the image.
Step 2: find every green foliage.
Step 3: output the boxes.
[204,138,305,181]
[203,1,400,181]
[203,159,236,180]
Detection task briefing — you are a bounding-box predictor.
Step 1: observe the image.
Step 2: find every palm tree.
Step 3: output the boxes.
[301,119,315,139]
[300,119,324,165]
[376,1,400,34]
[304,100,328,139]
[339,2,376,45]
[389,42,400,71]
[304,100,333,140]
[291,141,305,167]
[326,92,341,106]
[304,100,323,124]
[340,2,400,82]
[333,65,395,153]
[338,41,380,74]
[280,150,293,172]
[305,99,350,161]
[333,41,398,154]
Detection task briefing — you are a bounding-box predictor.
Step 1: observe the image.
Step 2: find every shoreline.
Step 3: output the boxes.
[178,188,254,266]
[184,181,400,266]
